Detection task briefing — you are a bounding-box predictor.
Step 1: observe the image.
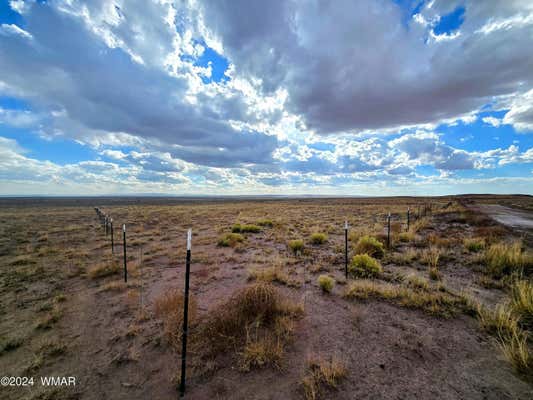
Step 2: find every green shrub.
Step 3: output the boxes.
[257,219,274,227]
[398,232,414,242]
[349,254,382,278]
[288,240,304,255]
[355,236,384,258]
[310,233,328,245]
[464,237,485,252]
[218,233,245,247]
[232,224,243,233]
[317,275,335,293]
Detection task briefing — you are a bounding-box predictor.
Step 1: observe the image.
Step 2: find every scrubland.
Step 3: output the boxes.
[0,195,532,399]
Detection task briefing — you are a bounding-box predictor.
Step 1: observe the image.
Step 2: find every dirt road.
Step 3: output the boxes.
[472,204,533,230]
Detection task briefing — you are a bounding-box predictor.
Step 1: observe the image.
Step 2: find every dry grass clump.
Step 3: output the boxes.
[301,356,347,400]
[248,266,289,285]
[355,235,384,258]
[499,331,532,377]
[239,328,284,372]
[484,242,532,278]
[464,237,486,252]
[477,304,519,338]
[310,232,328,245]
[0,336,23,355]
[200,283,302,365]
[288,239,304,255]
[344,280,472,318]
[389,248,418,265]
[398,231,414,242]
[154,289,197,349]
[421,247,440,269]
[411,217,430,233]
[349,254,382,278]
[257,219,274,227]
[406,274,429,290]
[477,282,533,378]
[317,275,335,293]
[232,224,261,233]
[88,261,121,279]
[218,232,245,247]
[510,280,533,330]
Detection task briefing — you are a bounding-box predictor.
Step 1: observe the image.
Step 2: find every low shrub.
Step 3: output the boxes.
[257,219,274,227]
[248,266,289,285]
[349,254,382,278]
[355,236,384,258]
[464,237,486,252]
[317,275,335,293]
[232,224,261,233]
[218,233,245,247]
[310,233,328,245]
[200,283,302,357]
[421,247,440,270]
[289,239,304,255]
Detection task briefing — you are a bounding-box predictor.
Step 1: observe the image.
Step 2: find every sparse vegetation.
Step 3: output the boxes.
[484,242,531,278]
[317,275,335,293]
[288,239,304,255]
[301,356,347,400]
[218,232,245,247]
[88,261,121,279]
[232,224,261,233]
[310,232,328,245]
[355,235,384,258]
[464,237,486,252]
[510,280,533,330]
[154,289,197,349]
[257,219,274,227]
[349,254,382,278]
[344,280,473,318]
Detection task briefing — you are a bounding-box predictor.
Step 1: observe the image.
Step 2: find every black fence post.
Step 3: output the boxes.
[123,224,127,283]
[407,207,410,232]
[344,220,348,279]
[110,218,114,254]
[387,213,391,249]
[180,228,192,397]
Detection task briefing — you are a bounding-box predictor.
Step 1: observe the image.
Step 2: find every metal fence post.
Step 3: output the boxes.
[180,229,192,397]
[344,221,348,279]
[110,218,114,254]
[387,213,391,249]
[123,224,127,283]
[407,207,410,232]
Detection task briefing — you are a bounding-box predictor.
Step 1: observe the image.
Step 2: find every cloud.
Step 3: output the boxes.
[502,89,533,132]
[194,0,533,133]
[0,1,278,168]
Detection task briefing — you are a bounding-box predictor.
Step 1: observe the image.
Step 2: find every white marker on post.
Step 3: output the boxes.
[344,220,348,230]
[123,224,126,232]
[187,228,192,251]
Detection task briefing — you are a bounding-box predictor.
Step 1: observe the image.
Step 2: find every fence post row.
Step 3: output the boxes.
[180,228,192,397]
[123,224,127,283]
[344,220,348,279]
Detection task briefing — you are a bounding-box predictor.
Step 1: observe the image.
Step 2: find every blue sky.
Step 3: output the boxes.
[0,0,532,195]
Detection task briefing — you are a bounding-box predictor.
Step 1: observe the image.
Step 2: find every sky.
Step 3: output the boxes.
[0,0,532,196]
